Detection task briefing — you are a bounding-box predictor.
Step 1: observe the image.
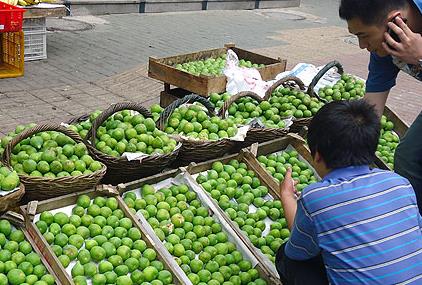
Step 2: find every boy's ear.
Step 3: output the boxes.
[314,151,323,164]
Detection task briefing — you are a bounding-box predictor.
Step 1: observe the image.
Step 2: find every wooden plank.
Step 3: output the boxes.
[115,195,190,285]
[25,218,73,285]
[149,59,212,97]
[148,44,287,96]
[151,47,227,65]
[232,47,282,65]
[23,6,67,19]
[384,105,409,138]
[117,168,181,193]
[1,213,65,285]
[20,187,188,285]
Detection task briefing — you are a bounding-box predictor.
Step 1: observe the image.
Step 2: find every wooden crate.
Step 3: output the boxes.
[116,168,282,285]
[149,43,287,96]
[20,186,189,285]
[160,87,192,108]
[242,134,322,194]
[182,135,317,279]
[0,211,63,284]
[375,105,409,170]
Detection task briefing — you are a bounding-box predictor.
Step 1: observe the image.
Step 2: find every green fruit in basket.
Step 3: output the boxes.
[22,160,37,174]
[320,74,365,102]
[10,130,100,179]
[93,110,176,157]
[7,269,25,285]
[1,172,19,191]
[73,276,87,285]
[166,104,237,140]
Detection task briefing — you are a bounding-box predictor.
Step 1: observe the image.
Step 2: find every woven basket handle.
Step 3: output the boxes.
[307,60,344,101]
[87,102,152,143]
[66,113,91,125]
[264,76,306,100]
[157,94,215,131]
[218,91,264,119]
[1,124,85,168]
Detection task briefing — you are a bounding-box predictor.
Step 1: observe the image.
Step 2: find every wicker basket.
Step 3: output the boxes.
[219,78,305,146]
[289,61,344,131]
[157,94,236,166]
[0,184,25,213]
[1,124,106,202]
[307,60,344,102]
[85,102,180,185]
[263,75,317,133]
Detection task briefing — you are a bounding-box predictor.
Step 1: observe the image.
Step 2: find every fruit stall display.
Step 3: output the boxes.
[117,169,280,285]
[1,124,106,201]
[0,215,60,285]
[83,102,181,184]
[148,44,287,96]
[21,189,189,285]
[157,95,242,165]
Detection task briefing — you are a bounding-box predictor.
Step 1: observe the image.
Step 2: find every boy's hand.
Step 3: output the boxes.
[279,168,299,230]
[382,17,422,65]
[280,168,299,200]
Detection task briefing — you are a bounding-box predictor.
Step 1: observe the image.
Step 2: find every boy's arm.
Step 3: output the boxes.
[280,168,298,230]
[283,199,320,260]
[280,168,320,260]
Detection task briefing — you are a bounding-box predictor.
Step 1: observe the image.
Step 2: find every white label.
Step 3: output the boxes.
[0,25,4,30]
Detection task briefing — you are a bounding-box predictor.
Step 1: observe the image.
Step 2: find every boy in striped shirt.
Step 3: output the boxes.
[276,100,422,285]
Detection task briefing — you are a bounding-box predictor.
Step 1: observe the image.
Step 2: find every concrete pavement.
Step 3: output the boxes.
[0,0,420,134]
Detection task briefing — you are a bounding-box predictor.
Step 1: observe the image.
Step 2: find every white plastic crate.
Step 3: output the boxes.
[24,32,47,61]
[23,17,46,34]
[23,17,47,61]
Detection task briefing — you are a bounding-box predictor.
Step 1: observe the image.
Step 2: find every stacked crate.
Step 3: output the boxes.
[23,17,47,61]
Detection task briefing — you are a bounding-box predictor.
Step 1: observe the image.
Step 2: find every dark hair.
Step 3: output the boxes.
[307,100,380,169]
[339,0,408,25]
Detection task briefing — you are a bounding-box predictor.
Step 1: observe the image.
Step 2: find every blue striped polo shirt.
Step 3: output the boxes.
[285,165,422,284]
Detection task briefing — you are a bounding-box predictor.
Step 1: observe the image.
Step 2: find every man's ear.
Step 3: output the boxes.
[387,10,402,23]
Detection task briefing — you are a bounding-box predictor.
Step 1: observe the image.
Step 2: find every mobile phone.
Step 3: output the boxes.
[387,17,407,49]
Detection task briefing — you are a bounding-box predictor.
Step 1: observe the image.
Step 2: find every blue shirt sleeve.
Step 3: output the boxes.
[284,198,320,260]
[366,52,400,93]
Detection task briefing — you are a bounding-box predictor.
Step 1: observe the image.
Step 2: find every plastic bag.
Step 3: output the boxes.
[223,50,272,98]
[275,63,342,93]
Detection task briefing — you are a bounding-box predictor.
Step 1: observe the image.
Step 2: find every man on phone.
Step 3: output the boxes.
[339,0,422,213]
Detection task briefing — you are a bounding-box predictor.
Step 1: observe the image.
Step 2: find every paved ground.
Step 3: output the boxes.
[0,0,420,135]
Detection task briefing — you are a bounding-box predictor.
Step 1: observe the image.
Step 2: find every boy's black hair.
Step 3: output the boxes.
[339,0,408,25]
[307,100,380,169]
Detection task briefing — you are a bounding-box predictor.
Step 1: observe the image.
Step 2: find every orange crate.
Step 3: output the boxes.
[0,2,24,32]
[0,31,24,78]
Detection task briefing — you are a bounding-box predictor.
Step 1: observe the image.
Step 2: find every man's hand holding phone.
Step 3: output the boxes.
[382,16,422,65]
